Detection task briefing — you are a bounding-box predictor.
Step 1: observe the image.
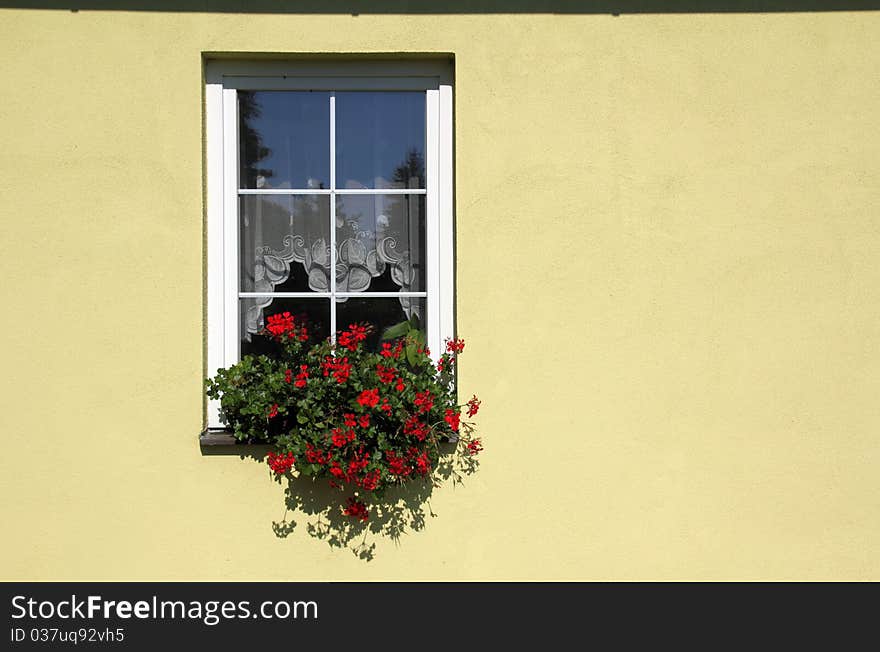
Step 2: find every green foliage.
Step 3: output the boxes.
[205,313,483,524]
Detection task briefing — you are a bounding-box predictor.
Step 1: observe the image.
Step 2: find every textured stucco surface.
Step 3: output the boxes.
[1,8,878,580]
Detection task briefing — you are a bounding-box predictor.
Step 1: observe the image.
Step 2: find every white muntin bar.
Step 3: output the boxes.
[237,188,426,195]
[335,292,427,299]
[238,292,427,299]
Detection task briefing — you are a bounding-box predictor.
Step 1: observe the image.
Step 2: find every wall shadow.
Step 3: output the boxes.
[274,441,479,561]
[202,440,479,560]
[1,1,878,13]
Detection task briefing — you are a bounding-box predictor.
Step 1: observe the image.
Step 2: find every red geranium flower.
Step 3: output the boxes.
[267,451,296,475]
[444,408,460,432]
[446,338,465,354]
[357,388,380,408]
[376,364,397,384]
[343,497,369,522]
[414,390,434,414]
[466,395,481,417]
[266,312,296,337]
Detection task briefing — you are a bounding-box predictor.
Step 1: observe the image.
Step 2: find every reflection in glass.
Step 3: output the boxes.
[335,194,425,294]
[239,91,330,189]
[336,297,426,353]
[240,298,330,356]
[335,92,426,189]
[239,195,330,293]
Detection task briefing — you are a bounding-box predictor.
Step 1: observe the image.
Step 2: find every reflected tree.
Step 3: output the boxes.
[239,91,275,187]
[392,147,425,188]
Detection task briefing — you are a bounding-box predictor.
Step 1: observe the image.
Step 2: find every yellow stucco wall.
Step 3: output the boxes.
[1,8,878,580]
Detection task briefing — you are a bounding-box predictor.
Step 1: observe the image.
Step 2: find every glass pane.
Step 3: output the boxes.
[239,91,330,189]
[335,194,425,293]
[336,297,426,353]
[240,298,331,357]
[335,92,426,189]
[240,195,331,293]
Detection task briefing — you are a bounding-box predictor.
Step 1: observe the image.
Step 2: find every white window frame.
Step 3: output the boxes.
[205,59,454,429]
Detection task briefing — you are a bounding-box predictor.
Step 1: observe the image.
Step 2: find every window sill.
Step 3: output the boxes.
[200,429,459,448]
[199,429,271,447]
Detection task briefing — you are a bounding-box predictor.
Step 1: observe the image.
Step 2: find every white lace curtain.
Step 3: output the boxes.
[245,199,420,334]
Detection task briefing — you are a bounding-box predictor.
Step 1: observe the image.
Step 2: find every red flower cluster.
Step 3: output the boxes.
[414,390,434,414]
[267,451,296,475]
[347,450,370,477]
[404,415,429,441]
[304,443,327,465]
[302,436,384,494]
[267,403,279,418]
[376,364,397,384]
[345,412,371,428]
[466,395,481,417]
[338,324,368,351]
[446,338,465,354]
[266,312,295,337]
[415,451,431,475]
[266,312,308,342]
[379,341,405,359]
[385,447,432,478]
[331,427,356,448]
[357,388,380,408]
[360,469,380,491]
[466,439,483,456]
[293,364,309,388]
[343,498,370,522]
[444,408,460,432]
[385,450,411,477]
[322,356,352,384]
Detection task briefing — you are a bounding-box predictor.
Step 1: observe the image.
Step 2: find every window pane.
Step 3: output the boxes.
[240,195,331,293]
[335,92,426,189]
[335,194,425,293]
[239,91,330,189]
[240,297,330,356]
[336,297,426,353]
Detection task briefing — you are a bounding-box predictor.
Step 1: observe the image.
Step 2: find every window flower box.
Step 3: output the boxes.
[205,312,482,527]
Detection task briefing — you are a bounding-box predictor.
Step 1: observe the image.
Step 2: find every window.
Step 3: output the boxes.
[205,60,454,428]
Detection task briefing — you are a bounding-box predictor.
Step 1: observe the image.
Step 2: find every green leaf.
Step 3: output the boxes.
[380,320,411,341]
[409,328,426,345]
[405,343,419,367]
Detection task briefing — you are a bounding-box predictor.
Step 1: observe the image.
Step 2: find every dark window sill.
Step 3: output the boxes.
[200,429,458,447]
[199,430,271,447]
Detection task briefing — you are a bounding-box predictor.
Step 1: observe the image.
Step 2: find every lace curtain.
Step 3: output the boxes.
[244,196,421,335]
